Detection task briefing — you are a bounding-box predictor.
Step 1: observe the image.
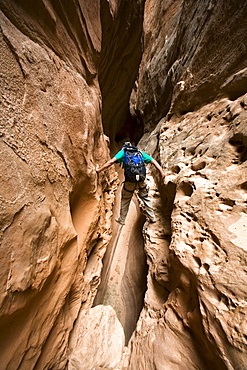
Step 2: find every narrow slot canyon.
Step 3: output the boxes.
[0,0,247,369]
[94,198,147,345]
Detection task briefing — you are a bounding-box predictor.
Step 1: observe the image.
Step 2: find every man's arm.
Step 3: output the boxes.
[96,157,118,173]
[150,158,166,179]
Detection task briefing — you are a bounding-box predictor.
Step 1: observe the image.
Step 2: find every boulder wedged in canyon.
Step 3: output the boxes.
[68,305,125,370]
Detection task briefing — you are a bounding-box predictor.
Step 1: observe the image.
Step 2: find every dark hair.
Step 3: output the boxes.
[123,141,132,147]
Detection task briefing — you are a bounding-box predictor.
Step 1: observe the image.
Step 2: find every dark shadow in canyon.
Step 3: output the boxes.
[115,110,144,146]
[98,0,145,149]
[94,208,148,345]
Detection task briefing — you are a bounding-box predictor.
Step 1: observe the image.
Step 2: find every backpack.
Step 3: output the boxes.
[123,146,146,182]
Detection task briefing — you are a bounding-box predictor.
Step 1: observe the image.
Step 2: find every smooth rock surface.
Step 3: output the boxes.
[0,0,247,369]
[68,305,125,370]
[94,183,148,344]
[0,2,117,369]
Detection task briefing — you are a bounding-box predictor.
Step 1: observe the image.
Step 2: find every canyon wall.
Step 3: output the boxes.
[99,0,145,146]
[0,0,247,369]
[128,95,247,370]
[133,0,247,128]
[127,0,247,369]
[0,1,117,369]
[0,0,146,369]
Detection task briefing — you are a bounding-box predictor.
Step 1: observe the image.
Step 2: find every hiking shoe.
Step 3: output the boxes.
[149,218,157,223]
[115,218,125,225]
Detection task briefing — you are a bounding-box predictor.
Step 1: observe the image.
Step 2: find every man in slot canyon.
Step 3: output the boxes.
[96,141,166,225]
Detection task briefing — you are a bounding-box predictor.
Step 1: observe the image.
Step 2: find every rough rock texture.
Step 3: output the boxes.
[1,0,247,369]
[128,96,247,369]
[132,0,247,130]
[0,1,117,369]
[124,0,247,369]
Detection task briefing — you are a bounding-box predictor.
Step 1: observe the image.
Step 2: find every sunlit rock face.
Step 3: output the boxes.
[68,305,125,370]
[0,1,117,369]
[1,0,247,369]
[127,0,247,366]
[128,95,247,369]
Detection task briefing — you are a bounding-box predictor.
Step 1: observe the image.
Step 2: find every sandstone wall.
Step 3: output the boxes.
[1,0,247,369]
[132,0,247,130]
[0,1,117,369]
[127,0,247,369]
[129,96,247,370]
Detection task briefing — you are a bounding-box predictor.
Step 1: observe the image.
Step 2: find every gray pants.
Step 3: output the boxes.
[118,180,156,223]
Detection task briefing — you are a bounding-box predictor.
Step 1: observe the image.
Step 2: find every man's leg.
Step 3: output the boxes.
[117,182,135,225]
[138,182,156,222]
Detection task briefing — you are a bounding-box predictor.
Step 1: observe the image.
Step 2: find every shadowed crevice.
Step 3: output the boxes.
[94,202,148,346]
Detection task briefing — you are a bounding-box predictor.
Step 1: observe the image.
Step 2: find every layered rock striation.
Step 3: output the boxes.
[128,96,247,370]
[127,0,247,368]
[0,1,117,369]
[132,0,247,129]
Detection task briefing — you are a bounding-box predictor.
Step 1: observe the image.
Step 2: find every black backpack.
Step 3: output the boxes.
[123,146,146,182]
